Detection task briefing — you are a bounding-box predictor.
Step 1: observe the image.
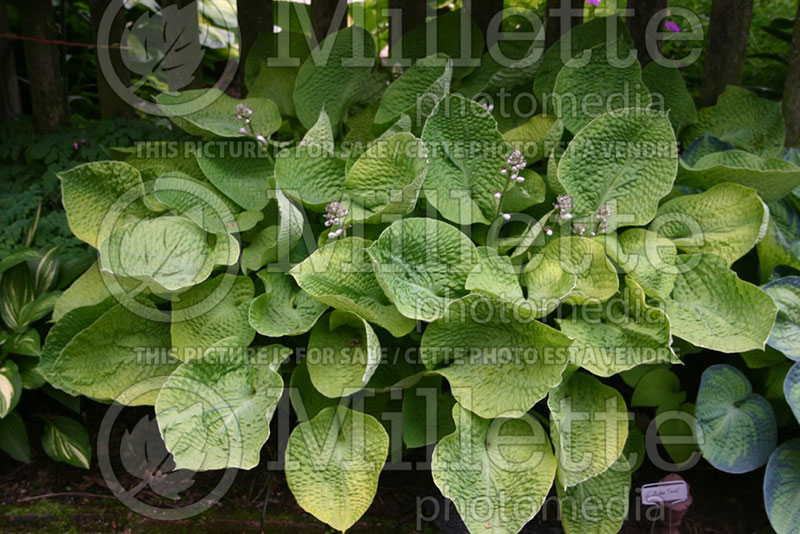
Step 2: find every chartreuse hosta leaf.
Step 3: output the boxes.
[344,132,429,224]
[421,94,510,225]
[241,186,306,273]
[0,360,22,418]
[653,183,768,266]
[764,439,800,534]
[631,368,686,408]
[294,26,377,129]
[548,372,629,488]
[368,218,479,322]
[465,246,523,301]
[459,38,543,99]
[171,275,255,362]
[401,375,456,449]
[306,311,381,398]
[249,271,327,337]
[290,237,415,336]
[431,405,557,534]
[655,402,700,466]
[762,277,800,361]
[284,406,389,532]
[421,294,572,419]
[601,229,678,299]
[375,54,452,126]
[552,38,651,134]
[524,237,618,305]
[195,140,272,211]
[558,279,678,377]
[155,344,290,471]
[557,109,677,227]
[696,364,777,473]
[58,161,150,248]
[502,115,563,164]
[641,62,697,134]
[757,199,800,282]
[663,254,777,353]
[245,31,311,117]
[523,258,577,317]
[156,89,281,139]
[786,363,800,424]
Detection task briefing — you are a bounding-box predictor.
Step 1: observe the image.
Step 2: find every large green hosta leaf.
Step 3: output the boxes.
[195,141,271,211]
[245,31,311,116]
[764,439,800,534]
[421,294,572,418]
[290,237,415,336]
[421,94,510,225]
[284,406,388,532]
[431,405,557,534]
[401,375,456,449]
[241,186,306,273]
[465,246,524,301]
[249,271,327,337]
[662,254,777,353]
[641,62,697,134]
[757,199,800,282]
[375,54,452,126]
[653,183,768,266]
[696,364,777,473]
[763,277,800,361]
[155,344,289,470]
[548,372,629,488]
[459,38,543,99]
[786,363,800,424]
[602,229,677,299]
[367,218,479,322]
[557,109,677,227]
[502,115,563,164]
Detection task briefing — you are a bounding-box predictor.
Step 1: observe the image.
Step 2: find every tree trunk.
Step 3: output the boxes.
[698,0,753,107]
[388,0,426,46]
[88,0,132,118]
[467,0,503,49]
[545,0,584,49]
[0,0,21,121]
[238,0,273,92]
[311,0,347,43]
[20,0,68,132]
[626,0,666,66]
[784,1,800,149]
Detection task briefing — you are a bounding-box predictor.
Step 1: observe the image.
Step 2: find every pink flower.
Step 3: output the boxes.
[665,20,681,32]
[586,0,600,5]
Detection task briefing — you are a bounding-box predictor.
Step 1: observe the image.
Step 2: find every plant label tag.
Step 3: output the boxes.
[641,481,689,505]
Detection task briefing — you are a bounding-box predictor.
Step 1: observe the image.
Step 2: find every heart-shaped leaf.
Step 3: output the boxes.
[249,272,327,338]
[785,362,800,424]
[762,276,800,361]
[757,199,800,282]
[764,439,800,534]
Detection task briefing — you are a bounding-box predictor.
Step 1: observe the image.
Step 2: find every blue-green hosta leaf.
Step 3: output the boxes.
[696,364,777,473]
[757,199,800,282]
[602,229,677,299]
[246,31,311,116]
[290,237,415,337]
[195,140,271,211]
[367,218,479,322]
[786,363,800,424]
[421,94,510,225]
[401,375,455,449]
[155,344,289,471]
[677,150,800,203]
[41,416,91,469]
[241,186,305,273]
[558,278,678,377]
[552,39,651,134]
[306,311,381,398]
[156,89,281,139]
[548,372,629,488]
[764,439,800,534]
[763,276,800,361]
[249,272,327,337]
[641,62,697,134]
[421,294,572,419]
[557,108,678,227]
[0,360,22,418]
[465,246,524,301]
[375,54,452,126]
[284,406,389,532]
[0,410,29,463]
[58,161,150,248]
[502,115,563,164]
[294,26,377,129]
[681,133,736,167]
[654,183,768,266]
[431,405,557,534]
[631,368,686,409]
[663,254,778,353]
[171,275,255,362]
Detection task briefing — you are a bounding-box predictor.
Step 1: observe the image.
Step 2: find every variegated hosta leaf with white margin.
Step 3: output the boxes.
[0,360,21,418]
[431,404,557,534]
[523,237,618,305]
[502,115,563,164]
[241,185,306,273]
[551,38,651,134]
[57,161,150,248]
[459,37,544,99]
[653,183,769,266]
[293,26,377,129]
[284,406,389,532]
[661,254,778,353]
[557,451,631,534]
[305,310,381,398]
[548,372,629,488]
[375,54,452,126]
[195,140,272,211]
[557,278,679,377]
[556,109,678,228]
[249,271,328,337]
[677,150,800,203]
[41,416,91,469]
[156,89,282,139]
[757,198,800,282]
[762,276,800,361]
[641,62,697,135]
[98,216,239,292]
[785,362,800,424]
[523,257,577,317]
[367,218,480,322]
[49,302,178,405]
[155,344,290,471]
[421,94,511,225]
[171,275,255,362]
[600,229,678,299]
[695,364,777,473]
[290,237,415,337]
[150,172,242,234]
[343,132,429,224]
[420,294,572,419]
[274,111,347,212]
[465,246,524,301]
[764,439,800,534]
